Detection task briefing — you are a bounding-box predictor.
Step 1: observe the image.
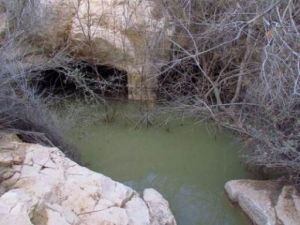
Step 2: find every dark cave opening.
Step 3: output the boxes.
[33,61,128,99]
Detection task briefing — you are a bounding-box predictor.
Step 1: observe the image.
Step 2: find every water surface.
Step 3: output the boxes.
[65,102,252,225]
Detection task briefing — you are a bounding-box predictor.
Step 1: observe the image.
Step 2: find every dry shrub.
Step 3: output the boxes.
[0,0,130,161]
[158,0,263,104]
[0,30,81,159]
[0,0,79,159]
[157,0,300,184]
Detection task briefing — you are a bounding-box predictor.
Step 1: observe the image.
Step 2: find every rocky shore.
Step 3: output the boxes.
[2,132,300,225]
[0,133,176,225]
[225,179,300,225]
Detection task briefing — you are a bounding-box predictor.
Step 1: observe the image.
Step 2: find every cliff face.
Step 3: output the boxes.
[0,133,177,225]
[0,0,173,101]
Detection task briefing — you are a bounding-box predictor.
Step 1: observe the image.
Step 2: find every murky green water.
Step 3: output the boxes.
[65,102,252,225]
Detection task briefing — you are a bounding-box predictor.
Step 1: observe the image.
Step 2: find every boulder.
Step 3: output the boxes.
[275,186,300,225]
[225,179,300,225]
[0,133,177,225]
[144,189,177,225]
[125,196,151,225]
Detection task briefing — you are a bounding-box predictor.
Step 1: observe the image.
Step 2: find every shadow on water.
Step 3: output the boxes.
[64,101,254,225]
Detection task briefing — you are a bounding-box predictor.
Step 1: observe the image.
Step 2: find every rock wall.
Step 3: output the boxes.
[0,0,172,101]
[225,179,300,225]
[69,0,171,100]
[0,133,177,225]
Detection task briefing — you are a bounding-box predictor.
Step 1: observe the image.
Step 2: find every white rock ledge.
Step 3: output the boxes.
[0,133,177,225]
[225,179,300,225]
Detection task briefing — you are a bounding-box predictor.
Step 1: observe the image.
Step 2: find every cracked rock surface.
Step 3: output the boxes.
[0,133,177,225]
[225,179,300,225]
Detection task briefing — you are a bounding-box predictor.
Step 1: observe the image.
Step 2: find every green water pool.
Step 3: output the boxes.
[65,102,252,225]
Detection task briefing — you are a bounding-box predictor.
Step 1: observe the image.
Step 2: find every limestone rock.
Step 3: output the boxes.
[1,0,172,100]
[125,196,151,225]
[32,204,79,225]
[0,189,37,225]
[0,133,176,225]
[225,179,300,225]
[275,186,300,225]
[69,0,170,101]
[143,189,177,225]
[80,207,129,225]
[0,214,32,225]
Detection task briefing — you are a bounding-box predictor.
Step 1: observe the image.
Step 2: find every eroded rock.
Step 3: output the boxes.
[0,133,176,225]
[125,196,151,225]
[275,186,300,225]
[144,189,177,225]
[68,0,170,100]
[1,0,172,100]
[225,179,300,225]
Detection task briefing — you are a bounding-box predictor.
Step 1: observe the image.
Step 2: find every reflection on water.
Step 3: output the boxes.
[65,102,252,225]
